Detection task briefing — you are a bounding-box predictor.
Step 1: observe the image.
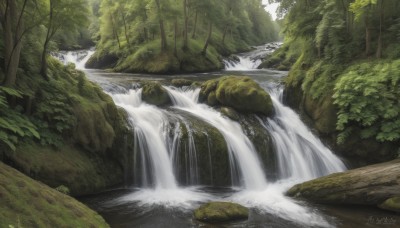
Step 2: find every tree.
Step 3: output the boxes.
[40,0,88,78]
[0,0,43,86]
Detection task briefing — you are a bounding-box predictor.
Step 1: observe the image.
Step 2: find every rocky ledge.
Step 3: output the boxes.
[287,159,400,213]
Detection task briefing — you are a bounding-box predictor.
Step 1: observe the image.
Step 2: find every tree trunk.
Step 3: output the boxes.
[202,22,212,55]
[182,0,188,50]
[174,20,178,56]
[40,41,49,79]
[155,0,167,51]
[376,0,383,59]
[121,13,130,47]
[1,0,26,86]
[222,25,228,44]
[143,27,148,42]
[191,10,198,39]
[365,17,371,56]
[110,14,121,49]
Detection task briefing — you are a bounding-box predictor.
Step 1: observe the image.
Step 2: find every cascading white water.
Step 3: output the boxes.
[63,46,345,226]
[165,87,268,190]
[111,89,178,189]
[53,49,95,70]
[224,42,282,71]
[224,56,262,71]
[262,86,346,181]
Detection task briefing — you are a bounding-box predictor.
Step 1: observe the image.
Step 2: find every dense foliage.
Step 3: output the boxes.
[91,0,279,72]
[269,0,400,145]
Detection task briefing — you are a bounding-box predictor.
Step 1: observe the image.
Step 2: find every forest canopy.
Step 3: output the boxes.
[87,0,280,73]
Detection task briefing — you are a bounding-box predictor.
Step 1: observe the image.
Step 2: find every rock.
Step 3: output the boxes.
[0,162,109,227]
[167,110,230,186]
[141,81,171,106]
[378,197,400,213]
[287,159,400,207]
[194,202,249,223]
[220,107,239,121]
[200,76,273,116]
[85,51,118,69]
[171,79,193,87]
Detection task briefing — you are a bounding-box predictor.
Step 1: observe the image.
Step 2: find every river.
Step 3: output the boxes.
[58,45,398,228]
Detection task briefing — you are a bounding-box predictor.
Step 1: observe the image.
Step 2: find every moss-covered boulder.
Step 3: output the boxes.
[200,76,273,116]
[3,60,130,196]
[0,162,109,227]
[11,144,123,196]
[141,81,171,106]
[85,51,118,69]
[378,197,400,213]
[171,78,193,87]
[167,110,230,186]
[287,159,400,208]
[194,202,249,223]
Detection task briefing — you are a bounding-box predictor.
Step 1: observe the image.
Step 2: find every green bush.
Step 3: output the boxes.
[333,60,400,144]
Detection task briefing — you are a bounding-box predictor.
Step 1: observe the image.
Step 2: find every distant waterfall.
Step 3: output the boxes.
[53,49,95,70]
[165,87,268,190]
[224,42,282,71]
[262,85,346,181]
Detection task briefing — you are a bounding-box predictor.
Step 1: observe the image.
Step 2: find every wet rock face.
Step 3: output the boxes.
[194,202,249,223]
[200,76,274,116]
[287,159,400,210]
[141,81,171,106]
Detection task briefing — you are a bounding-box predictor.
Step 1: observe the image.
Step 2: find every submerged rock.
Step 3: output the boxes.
[171,79,193,87]
[200,76,273,116]
[194,202,249,223]
[287,159,400,209]
[378,197,400,213]
[141,81,171,106]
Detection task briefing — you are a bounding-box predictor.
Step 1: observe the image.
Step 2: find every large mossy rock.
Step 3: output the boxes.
[287,159,400,209]
[194,202,249,223]
[85,51,118,69]
[167,110,230,186]
[141,81,171,106]
[12,144,123,196]
[4,61,131,196]
[200,76,273,116]
[171,78,194,87]
[0,162,109,227]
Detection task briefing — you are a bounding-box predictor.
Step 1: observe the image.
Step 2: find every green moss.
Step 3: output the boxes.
[287,159,400,205]
[171,79,193,87]
[194,202,249,223]
[171,111,230,186]
[114,39,222,74]
[378,197,400,213]
[200,76,273,116]
[0,162,109,227]
[141,81,171,106]
[12,144,122,196]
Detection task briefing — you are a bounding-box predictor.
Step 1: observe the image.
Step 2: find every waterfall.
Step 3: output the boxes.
[262,86,346,181]
[111,89,178,189]
[165,87,268,190]
[53,49,95,70]
[224,42,282,71]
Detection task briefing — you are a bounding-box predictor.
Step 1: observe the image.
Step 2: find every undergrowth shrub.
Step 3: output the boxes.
[333,60,400,144]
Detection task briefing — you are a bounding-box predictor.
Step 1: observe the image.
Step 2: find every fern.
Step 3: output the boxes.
[0,87,40,151]
[334,60,400,143]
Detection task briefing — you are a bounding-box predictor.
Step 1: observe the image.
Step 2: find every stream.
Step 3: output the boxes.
[58,45,398,228]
